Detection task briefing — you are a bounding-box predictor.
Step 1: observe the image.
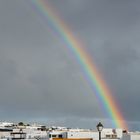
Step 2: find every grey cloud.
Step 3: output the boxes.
[0,0,140,131]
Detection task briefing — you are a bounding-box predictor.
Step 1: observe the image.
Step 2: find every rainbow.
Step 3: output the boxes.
[30,0,127,129]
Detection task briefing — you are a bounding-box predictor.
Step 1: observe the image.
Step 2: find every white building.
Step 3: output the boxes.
[48,128,123,140]
[12,125,48,139]
[122,132,140,140]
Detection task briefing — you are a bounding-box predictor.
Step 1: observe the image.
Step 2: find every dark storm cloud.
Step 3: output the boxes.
[0,0,140,130]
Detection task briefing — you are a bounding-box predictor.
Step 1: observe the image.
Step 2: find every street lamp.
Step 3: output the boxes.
[96,122,103,140]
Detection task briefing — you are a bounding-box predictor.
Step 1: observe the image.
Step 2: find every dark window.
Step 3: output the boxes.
[52,135,57,138]
[58,135,63,138]
[106,135,111,138]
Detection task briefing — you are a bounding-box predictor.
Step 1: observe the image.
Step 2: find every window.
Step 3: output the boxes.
[106,135,111,138]
[106,134,117,138]
[112,134,117,138]
[58,135,63,138]
[49,134,51,138]
[52,135,57,138]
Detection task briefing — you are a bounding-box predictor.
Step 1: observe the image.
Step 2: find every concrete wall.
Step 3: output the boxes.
[122,133,140,140]
[67,131,98,140]
[0,132,11,139]
[131,135,140,140]
[121,134,130,140]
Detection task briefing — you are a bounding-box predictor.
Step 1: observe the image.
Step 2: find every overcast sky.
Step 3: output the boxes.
[0,0,140,131]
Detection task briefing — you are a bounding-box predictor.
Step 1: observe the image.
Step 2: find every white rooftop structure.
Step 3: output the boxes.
[122,131,140,140]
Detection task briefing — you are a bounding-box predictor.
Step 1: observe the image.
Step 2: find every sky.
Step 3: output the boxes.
[0,0,140,131]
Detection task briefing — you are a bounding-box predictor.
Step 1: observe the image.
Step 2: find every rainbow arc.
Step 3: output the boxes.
[31,0,127,130]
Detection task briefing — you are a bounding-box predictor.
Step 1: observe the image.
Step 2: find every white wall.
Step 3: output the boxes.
[102,128,123,138]
[121,134,130,140]
[122,133,140,140]
[67,131,103,140]
[131,135,140,140]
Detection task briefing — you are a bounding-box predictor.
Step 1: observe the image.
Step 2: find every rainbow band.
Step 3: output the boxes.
[31,0,127,129]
